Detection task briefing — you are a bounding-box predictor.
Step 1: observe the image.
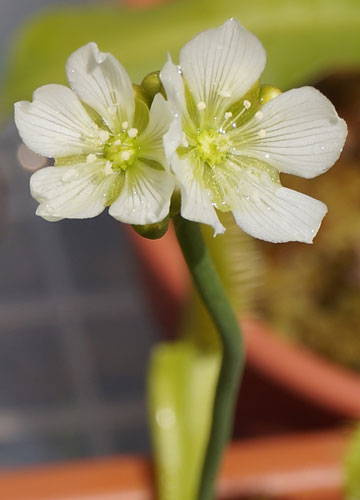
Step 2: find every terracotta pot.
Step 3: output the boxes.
[0,428,348,500]
[127,224,360,434]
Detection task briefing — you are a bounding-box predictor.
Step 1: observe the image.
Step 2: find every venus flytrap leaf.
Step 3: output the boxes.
[148,340,220,500]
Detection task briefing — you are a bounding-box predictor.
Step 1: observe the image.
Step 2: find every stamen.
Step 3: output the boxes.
[104,161,113,176]
[128,128,138,138]
[86,153,97,163]
[113,139,121,146]
[258,129,267,138]
[243,100,251,109]
[222,105,248,130]
[197,101,206,111]
[255,111,263,120]
[122,121,129,130]
[99,130,110,142]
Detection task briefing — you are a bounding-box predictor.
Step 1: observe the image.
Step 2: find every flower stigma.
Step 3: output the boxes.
[103,129,139,171]
[195,128,232,166]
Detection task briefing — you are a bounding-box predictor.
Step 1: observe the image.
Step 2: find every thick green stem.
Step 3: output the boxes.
[173,215,245,500]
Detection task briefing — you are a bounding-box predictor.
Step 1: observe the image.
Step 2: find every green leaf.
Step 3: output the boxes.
[345,424,360,500]
[148,339,220,500]
[3,0,360,116]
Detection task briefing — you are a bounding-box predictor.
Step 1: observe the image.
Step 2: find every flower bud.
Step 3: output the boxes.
[260,84,282,104]
[141,71,166,106]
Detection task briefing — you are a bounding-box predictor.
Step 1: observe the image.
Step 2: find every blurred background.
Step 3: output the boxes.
[0,0,360,473]
[0,0,162,467]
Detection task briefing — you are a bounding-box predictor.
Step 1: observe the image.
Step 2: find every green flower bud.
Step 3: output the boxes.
[260,84,282,104]
[141,71,166,106]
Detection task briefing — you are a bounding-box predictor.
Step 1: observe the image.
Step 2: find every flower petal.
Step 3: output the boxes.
[179,19,266,113]
[235,87,347,178]
[109,161,174,224]
[66,42,134,133]
[30,161,115,221]
[160,54,187,114]
[171,154,225,235]
[14,84,102,158]
[138,93,172,167]
[232,170,327,243]
[163,117,183,161]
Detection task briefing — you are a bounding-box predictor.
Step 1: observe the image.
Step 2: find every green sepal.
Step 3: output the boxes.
[169,189,181,218]
[131,215,169,239]
[133,95,150,133]
[132,83,149,107]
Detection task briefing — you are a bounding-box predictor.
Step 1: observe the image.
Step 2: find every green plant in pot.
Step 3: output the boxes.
[4,1,359,499]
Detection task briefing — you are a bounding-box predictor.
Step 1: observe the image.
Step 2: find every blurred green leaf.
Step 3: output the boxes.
[3,0,360,114]
[148,339,220,500]
[345,425,360,500]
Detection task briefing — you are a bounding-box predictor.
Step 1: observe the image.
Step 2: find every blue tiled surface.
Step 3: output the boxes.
[0,0,160,464]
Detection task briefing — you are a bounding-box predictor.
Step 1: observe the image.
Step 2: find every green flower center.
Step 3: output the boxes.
[103,130,139,171]
[195,129,231,166]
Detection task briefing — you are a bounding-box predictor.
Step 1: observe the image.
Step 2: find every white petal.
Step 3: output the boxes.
[232,170,327,243]
[138,93,172,167]
[30,161,114,221]
[163,118,183,160]
[179,19,266,113]
[236,87,347,178]
[14,84,102,158]
[171,154,225,235]
[66,42,134,133]
[109,161,174,224]
[160,54,186,115]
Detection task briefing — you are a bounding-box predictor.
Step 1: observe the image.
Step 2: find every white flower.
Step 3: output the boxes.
[14,43,175,224]
[160,19,348,243]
